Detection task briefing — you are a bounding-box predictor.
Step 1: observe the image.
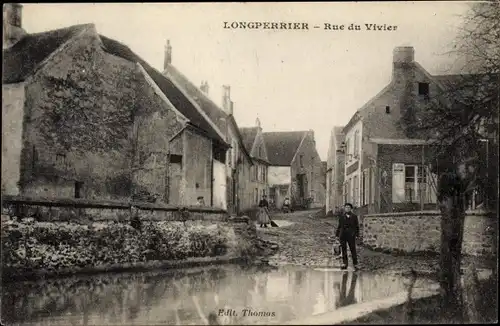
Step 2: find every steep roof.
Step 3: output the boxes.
[2,24,227,146]
[239,127,259,153]
[2,24,88,83]
[227,115,253,163]
[163,65,227,128]
[99,36,226,146]
[263,131,306,166]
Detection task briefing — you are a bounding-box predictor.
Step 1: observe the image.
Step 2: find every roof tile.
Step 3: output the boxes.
[263,131,306,166]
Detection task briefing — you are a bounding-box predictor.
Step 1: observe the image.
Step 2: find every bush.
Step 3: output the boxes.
[1,219,252,274]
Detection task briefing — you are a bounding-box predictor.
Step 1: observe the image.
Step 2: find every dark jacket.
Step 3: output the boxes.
[258,199,269,208]
[335,212,360,238]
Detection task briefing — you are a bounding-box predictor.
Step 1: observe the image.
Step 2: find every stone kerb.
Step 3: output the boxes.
[361,210,495,258]
[1,195,229,222]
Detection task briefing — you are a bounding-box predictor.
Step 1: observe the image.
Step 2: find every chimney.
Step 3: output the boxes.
[164,40,172,69]
[3,3,26,49]
[200,81,209,94]
[222,85,233,115]
[256,117,261,129]
[392,46,414,78]
[392,46,417,137]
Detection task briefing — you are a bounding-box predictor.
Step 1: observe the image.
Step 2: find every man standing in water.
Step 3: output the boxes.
[335,203,360,270]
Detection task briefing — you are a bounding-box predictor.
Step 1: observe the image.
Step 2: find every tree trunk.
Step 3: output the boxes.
[438,173,466,321]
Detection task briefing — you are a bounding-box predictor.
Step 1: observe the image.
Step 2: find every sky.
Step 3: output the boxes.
[22,2,472,160]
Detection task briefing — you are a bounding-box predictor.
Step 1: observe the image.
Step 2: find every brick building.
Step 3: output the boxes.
[339,46,493,214]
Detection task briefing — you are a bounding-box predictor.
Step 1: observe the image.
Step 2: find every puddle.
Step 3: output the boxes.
[1,264,441,325]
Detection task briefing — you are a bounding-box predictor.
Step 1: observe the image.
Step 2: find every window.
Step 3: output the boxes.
[392,163,436,204]
[354,131,359,159]
[361,170,367,206]
[353,175,359,206]
[300,155,304,167]
[405,165,426,202]
[385,106,390,114]
[56,153,66,170]
[344,182,348,204]
[370,167,376,204]
[310,171,314,187]
[418,82,429,97]
[258,146,262,157]
[255,188,259,203]
[75,181,83,199]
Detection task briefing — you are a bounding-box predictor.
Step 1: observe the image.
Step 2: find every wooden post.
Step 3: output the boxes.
[420,144,425,211]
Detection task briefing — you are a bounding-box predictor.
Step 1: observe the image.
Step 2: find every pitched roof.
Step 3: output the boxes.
[263,131,306,166]
[2,24,227,146]
[2,24,89,83]
[99,36,226,146]
[239,127,259,153]
[227,115,253,163]
[163,65,227,129]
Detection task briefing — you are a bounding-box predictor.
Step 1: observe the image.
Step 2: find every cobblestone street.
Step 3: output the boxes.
[258,210,493,275]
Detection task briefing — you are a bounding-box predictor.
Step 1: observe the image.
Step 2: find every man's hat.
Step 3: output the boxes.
[344,202,353,208]
[197,196,204,200]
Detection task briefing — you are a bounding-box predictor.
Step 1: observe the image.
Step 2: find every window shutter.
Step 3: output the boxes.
[429,169,438,203]
[392,163,405,203]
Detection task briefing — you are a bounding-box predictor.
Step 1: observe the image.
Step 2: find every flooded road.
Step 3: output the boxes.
[2,264,436,325]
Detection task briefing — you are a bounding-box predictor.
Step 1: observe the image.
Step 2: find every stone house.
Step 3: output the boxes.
[1,6,229,206]
[240,119,271,208]
[265,130,325,210]
[325,126,345,214]
[339,46,490,214]
[162,52,253,213]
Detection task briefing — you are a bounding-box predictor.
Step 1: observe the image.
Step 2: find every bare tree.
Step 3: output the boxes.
[415,1,499,318]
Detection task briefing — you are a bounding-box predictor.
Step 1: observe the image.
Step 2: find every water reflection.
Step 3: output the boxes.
[335,272,358,309]
[2,264,433,325]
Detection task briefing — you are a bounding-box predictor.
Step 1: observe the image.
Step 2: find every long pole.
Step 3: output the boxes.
[421,144,425,211]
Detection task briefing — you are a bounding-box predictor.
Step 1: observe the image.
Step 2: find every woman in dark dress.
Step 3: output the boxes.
[258,195,271,228]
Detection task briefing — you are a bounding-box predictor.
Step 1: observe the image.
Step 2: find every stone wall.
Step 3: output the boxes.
[1,195,262,279]
[362,210,497,258]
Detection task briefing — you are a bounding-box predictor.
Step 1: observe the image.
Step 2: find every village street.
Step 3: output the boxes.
[257,209,493,274]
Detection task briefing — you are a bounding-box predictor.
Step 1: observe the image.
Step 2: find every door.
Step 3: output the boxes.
[297,173,306,206]
[213,160,227,209]
[169,163,182,205]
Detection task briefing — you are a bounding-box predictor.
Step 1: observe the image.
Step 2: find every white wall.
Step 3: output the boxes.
[213,160,227,209]
[2,83,25,195]
[344,120,363,206]
[268,166,291,185]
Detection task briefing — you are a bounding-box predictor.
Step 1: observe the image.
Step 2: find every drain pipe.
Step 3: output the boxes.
[210,139,214,207]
